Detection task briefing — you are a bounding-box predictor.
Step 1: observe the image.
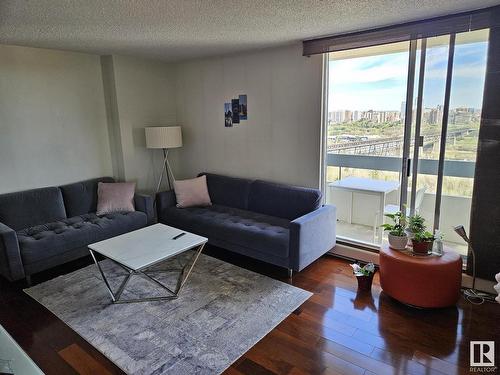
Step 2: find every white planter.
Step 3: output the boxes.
[388,233,408,250]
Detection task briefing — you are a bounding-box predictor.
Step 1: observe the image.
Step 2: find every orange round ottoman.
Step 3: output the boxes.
[379,244,462,308]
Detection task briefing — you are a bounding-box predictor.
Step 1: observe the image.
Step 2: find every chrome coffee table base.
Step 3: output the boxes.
[89,244,205,304]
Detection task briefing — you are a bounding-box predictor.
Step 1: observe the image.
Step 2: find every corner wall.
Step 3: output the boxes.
[174,44,323,188]
[0,45,113,193]
[102,55,178,193]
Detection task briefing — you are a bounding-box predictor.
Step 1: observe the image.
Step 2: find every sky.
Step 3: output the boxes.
[328,37,488,112]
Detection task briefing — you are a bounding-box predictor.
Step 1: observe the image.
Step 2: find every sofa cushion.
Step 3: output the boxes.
[174,176,212,208]
[199,173,253,210]
[162,205,290,258]
[60,177,115,217]
[248,180,322,221]
[96,182,136,215]
[17,212,147,265]
[0,187,67,231]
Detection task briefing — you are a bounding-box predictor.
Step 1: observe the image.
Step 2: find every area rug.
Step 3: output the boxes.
[25,252,311,374]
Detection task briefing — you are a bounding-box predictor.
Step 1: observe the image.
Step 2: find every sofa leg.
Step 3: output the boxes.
[25,275,32,287]
[287,269,293,278]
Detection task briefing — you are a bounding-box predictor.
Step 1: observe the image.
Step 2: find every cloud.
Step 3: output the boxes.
[328,40,488,111]
[329,52,408,85]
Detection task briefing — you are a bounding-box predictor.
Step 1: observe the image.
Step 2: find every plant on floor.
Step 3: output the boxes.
[381,211,408,250]
[350,262,376,276]
[350,262,376,292]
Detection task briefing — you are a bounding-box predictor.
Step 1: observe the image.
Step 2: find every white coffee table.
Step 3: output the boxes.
[0,325,44,375]
[88,223,207,304]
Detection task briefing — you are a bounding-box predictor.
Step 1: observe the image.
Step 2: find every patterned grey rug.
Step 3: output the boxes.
[25,252,311,375]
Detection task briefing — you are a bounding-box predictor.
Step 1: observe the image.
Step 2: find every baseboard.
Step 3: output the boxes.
[328,244,496,294]
[328,243,379,264]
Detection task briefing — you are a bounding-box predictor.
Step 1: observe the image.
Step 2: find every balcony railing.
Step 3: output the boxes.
[327,154,475,178]
[326,153,472,254]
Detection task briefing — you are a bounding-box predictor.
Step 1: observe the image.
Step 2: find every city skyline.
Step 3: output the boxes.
[328,103,481,115]
[328,105,480,125]
[328,36,488,112]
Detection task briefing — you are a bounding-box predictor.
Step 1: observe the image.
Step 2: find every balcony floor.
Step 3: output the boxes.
[336,220,468,256]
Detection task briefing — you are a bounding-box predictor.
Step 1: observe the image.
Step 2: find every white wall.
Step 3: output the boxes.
[0,43,322,195]
[174,44,323,188]
[108,55,178,193]
[0,45,113,194]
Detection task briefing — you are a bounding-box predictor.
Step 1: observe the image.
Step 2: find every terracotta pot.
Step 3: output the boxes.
[356,273,375,292]
[388,233,408,250]
[412,240,434,254]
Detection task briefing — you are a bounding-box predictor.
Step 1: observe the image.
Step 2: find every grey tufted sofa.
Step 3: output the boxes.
[0,177,154,283]
[157,173,336,276]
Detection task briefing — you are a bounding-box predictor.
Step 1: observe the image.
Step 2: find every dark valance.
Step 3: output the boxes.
[303,5,500,56]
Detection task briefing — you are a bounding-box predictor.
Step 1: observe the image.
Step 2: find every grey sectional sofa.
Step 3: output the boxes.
[0,177,154,283]
[157,173,336,275]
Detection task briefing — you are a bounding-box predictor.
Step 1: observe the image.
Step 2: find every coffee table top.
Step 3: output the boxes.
[88,224,208,271]
[0,325,44,375]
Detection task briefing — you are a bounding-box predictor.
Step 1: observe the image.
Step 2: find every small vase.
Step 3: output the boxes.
[433,238,443,255]
[388,233,408,250]
[356,273,375,292]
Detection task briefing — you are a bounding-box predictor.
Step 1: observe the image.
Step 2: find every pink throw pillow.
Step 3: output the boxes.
[174,175,212,208]
[96,182,136,215]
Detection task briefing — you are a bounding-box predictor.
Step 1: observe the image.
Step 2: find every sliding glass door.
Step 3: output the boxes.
[324,29,489,253]
[408,29,489,255]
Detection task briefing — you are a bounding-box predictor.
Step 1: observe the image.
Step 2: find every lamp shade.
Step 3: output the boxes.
[453,225,470,243]
[145,126,182,149]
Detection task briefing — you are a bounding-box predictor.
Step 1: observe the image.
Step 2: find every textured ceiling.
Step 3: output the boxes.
[1,0,499,62]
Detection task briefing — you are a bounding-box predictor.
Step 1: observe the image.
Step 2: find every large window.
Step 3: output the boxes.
[324,29,489,255]
[326,42,409,246]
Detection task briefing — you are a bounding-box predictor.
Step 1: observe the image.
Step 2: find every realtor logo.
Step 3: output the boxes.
[470,341,495,367]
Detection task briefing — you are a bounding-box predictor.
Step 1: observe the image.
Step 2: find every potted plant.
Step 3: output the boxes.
[381,211,408,250]
[412,230,435,254]
[407,214,426,239]
[350,262,376,292]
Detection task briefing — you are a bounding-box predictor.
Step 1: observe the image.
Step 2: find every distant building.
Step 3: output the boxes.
[329,105,479,126]
[385,111,401,122]
[329,110,346,124]
[451,107,475,124]
[428,108,438,124]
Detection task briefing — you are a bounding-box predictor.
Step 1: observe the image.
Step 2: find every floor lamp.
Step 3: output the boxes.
[454,225,496,304]
[145,126,182,195]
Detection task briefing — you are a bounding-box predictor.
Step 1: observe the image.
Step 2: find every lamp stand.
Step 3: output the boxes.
[155,148,176,196]
[462,242,496,304]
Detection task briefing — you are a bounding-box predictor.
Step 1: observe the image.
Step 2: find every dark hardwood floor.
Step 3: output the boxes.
[1,246,498,375]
